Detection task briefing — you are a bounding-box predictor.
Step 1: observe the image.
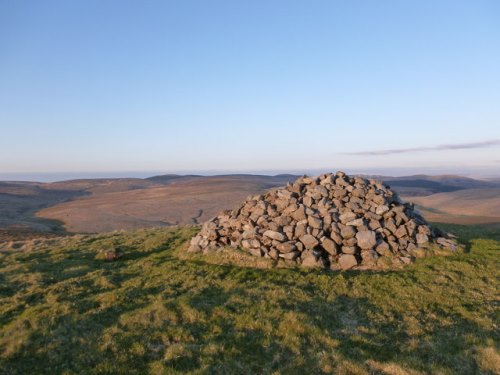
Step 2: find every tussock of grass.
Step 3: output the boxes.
[0,224,499,374]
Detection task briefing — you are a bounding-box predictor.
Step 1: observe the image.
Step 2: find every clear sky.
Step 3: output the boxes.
[1,0,499,180]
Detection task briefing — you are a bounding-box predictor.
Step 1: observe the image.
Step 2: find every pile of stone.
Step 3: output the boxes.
[188,172,458,270]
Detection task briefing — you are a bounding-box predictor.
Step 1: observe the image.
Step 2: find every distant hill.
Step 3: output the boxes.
[36,174,299,233]
[1,173,499,236]
[381,175,497,196]
[406,188,500,225]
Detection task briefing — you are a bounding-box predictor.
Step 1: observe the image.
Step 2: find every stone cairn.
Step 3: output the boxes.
[188,172,458,270]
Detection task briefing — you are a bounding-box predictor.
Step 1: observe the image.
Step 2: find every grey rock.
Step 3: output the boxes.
[299,234,319,249]
[339,211,357,224]
[321,237,338,255]
[361,250,379,266]
[375,205,390,215]
[339,254,358,270]
[276,242,297,254]
[340,225,356,239]
[416,233,429,244]
[346,218,364,227]
[330,230,343,245]
[249,248,262,257]
[356,230,377,250]
[301,254,325,268]
[263,230,286,242]
[280,251,300,260]
[269,248,279,259]
[187,244,202,253]
[291,205,307,221]
[241,239,261,249]
[341,246,358,255]
[308,215,323,229]
[375,241,391,256]
[394,226,407,239]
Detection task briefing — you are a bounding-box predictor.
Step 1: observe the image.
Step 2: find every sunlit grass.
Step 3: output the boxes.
[0,224,498,374]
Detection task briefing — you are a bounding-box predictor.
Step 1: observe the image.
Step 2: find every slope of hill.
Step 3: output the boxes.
[37,175,297,233]
[0,182,86,233]
[0,224,498,374]
[407,188,500,224]
[1,174,499,236]
[382,174,497,196]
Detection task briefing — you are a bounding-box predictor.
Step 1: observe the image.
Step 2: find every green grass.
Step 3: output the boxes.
[0,224,499,374]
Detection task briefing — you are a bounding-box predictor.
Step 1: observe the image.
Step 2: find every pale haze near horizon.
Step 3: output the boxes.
[1,0,499,181]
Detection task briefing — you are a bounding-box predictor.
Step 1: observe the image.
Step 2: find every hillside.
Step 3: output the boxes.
[382,174,497,196]
[0,182,85,233]
[36,175,297,233]
[1,174,499,236]
[407,188,500,225]
[0,224,499,374]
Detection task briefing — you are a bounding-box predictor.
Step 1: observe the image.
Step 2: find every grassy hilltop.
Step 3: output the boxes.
[0,224,499,374]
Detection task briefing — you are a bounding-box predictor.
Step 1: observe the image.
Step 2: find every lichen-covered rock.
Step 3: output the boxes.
[188,171,459,270]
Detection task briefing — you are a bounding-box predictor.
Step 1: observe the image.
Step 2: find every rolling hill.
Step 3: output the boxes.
[0,173,499,236]
[406,188,500,225]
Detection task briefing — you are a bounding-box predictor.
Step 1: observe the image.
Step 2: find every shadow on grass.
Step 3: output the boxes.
[292,295,496,374]
[0,298,153,375]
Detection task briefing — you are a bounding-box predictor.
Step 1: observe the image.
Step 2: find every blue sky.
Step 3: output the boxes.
[1,0,499,180]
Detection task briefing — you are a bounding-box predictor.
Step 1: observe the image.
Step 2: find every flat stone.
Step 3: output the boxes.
[436,237,458,251]
[280,251,300,260]
[339,254,358,270]
[400,256,412,265]
[356,230,377,250]
[294,221,307,237]
[361,250,378,266]
[187,244,202,253]
[394,226,407,239]
[330,230,343,245]
[375,241,391,256]
[308,216,323,229]
[249,248,262,257]
[341,246,358,255]
[263,230,286,242]
[269,248,279,259]
[276,242,297,254]
[299,234,319,249]
[321,237,338,255]
[241,229,257,239]
[351,188,365,198]
[303,195,314,207]
[314,185,329,198]
[416,233,429,244]
[291,205,307,221]
[368,220,381,230]
[301,255,325,268]
[241,239,261,249]
[375,205,390,215]
[340,225,356,239]
[418,225,432,235]
[339,211,357,224]
[372,195,386,205]
[346,218,364,227]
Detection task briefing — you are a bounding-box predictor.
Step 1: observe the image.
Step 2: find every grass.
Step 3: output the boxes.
[0,224,498,374]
